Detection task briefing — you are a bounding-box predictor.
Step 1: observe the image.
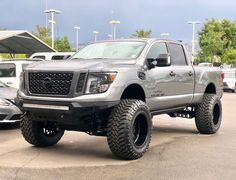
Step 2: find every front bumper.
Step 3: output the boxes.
[0,105,22,123]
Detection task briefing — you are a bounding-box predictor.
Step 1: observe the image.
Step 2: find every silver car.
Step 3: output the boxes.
[0,81,21,123]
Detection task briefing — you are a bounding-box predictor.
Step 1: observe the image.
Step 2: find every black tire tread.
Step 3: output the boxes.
[20,114,64,147]
[195,94,222,134]
[107,99,152,160]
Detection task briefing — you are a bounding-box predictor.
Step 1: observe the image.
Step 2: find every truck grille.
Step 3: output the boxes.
[28,72,73,96]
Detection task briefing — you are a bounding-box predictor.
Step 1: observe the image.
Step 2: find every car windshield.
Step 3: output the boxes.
[71,41,146,60]
[0,63,16,77]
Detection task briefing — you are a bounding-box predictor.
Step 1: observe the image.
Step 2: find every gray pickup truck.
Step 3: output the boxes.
[16,39,223,160]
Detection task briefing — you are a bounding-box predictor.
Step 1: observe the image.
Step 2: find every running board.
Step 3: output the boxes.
[150,107,186,116]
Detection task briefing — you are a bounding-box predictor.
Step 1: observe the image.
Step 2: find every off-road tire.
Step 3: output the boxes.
[195,94,222,134]
[20,114,64,147]
[107,99,152,160]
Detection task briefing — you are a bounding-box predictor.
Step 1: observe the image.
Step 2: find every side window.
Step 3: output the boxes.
[32,56,45,60]
[52,55,65,60]
[147,43,168,59]
[168,43,187,65]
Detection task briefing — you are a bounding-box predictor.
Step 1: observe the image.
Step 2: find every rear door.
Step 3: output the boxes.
[167,43,194,105]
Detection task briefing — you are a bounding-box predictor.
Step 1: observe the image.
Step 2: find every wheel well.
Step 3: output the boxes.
[205,83,216,94]
[121,84,146,102]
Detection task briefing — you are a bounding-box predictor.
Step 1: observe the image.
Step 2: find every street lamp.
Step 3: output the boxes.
[188,21,201,64]
[109,20,120,40]
[45,9,61,49]
[74,26,80,51]
[160,33,170,39]
[93,31,99,42]
[108,34,113,40]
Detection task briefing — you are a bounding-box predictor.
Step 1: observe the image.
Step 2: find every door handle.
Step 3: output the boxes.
[188,71,193,76]
[169,71,176,77]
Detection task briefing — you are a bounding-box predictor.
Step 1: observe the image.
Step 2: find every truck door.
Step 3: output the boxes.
[145,42,175,110]
[166,43,195,106]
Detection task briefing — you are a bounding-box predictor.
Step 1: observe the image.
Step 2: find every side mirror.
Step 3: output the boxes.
[156,54,171,67]
[147,54,171,69]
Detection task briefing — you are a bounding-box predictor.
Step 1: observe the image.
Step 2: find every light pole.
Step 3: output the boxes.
[188,21,200,64]
[45,9,61,49]
[45,0,48,29]
[74,26,80,51]
[109,20,120,40]
[160,33,170,39]
[93,31,99,42]
[108,34,113,40]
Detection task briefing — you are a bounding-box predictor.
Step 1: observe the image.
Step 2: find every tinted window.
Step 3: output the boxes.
[52,55,66,60]
[147,43,168,59]
[168,43,187,65]
[32,56,45,59]
[0,63,16,77]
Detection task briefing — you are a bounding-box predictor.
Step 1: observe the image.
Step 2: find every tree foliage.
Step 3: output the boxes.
[132,29,152,38]
[32,25,72,52]
[55,36,71,52]
[222,49,236,67]
[198,19,236,66]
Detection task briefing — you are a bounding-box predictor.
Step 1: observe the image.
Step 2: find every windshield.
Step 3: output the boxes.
[0,63,16,77]
[71,41,146,60]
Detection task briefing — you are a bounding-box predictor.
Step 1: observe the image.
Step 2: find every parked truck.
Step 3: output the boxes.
[16,39,223,160]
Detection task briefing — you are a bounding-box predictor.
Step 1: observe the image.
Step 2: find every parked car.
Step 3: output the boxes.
[17,39,223,160]
[30,52,74,60]
[0,81,21,123]
[0,58,42,88]
[198,62,213,67]
[221,65,236,92]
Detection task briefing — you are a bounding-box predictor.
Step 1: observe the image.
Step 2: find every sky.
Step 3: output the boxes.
[1,0,236,47]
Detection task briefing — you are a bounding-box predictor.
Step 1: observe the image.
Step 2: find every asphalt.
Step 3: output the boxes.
[0,92,235,180]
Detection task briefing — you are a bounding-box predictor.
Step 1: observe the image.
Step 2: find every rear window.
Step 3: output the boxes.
[32,56,46,60]
[52,55,67,60]
[0,63,16,77]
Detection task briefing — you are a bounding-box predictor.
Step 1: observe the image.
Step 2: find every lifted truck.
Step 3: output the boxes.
[16,39,223,160]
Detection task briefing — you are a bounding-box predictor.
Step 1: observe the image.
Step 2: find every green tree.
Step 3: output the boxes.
[32,25,51,46]
[55,36,72,52]
[32,25,72,52]
[198,19,236,64]
[132,29,152,38]
[222,48,236,67]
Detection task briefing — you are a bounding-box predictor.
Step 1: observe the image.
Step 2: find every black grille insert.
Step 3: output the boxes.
[76,73,86,93]
[28,72,73,95]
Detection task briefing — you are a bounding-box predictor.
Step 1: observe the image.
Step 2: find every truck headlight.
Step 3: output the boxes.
[0,98,12,106]
[85,73,117,94]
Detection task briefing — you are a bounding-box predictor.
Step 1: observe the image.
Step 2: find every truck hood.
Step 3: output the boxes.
[26,59,138,72]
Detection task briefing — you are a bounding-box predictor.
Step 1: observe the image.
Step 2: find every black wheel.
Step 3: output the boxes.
[107,99,152,160]
[20,114,64,147]
[195,94,222,134]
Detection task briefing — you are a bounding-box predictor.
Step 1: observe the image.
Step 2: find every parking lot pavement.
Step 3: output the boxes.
[0,93,236,180]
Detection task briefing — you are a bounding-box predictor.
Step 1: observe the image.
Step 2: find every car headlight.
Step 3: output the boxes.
[85,72,117,94]
[0,98,12,106]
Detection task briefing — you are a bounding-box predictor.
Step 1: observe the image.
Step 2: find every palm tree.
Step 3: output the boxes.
[132,29,152,38]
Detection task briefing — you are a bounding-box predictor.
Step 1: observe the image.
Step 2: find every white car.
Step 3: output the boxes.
[222,68,236,93]
[0,81,21,123]
[30,52,74,60]
[0,59,42,88]
[198,62,213,67]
